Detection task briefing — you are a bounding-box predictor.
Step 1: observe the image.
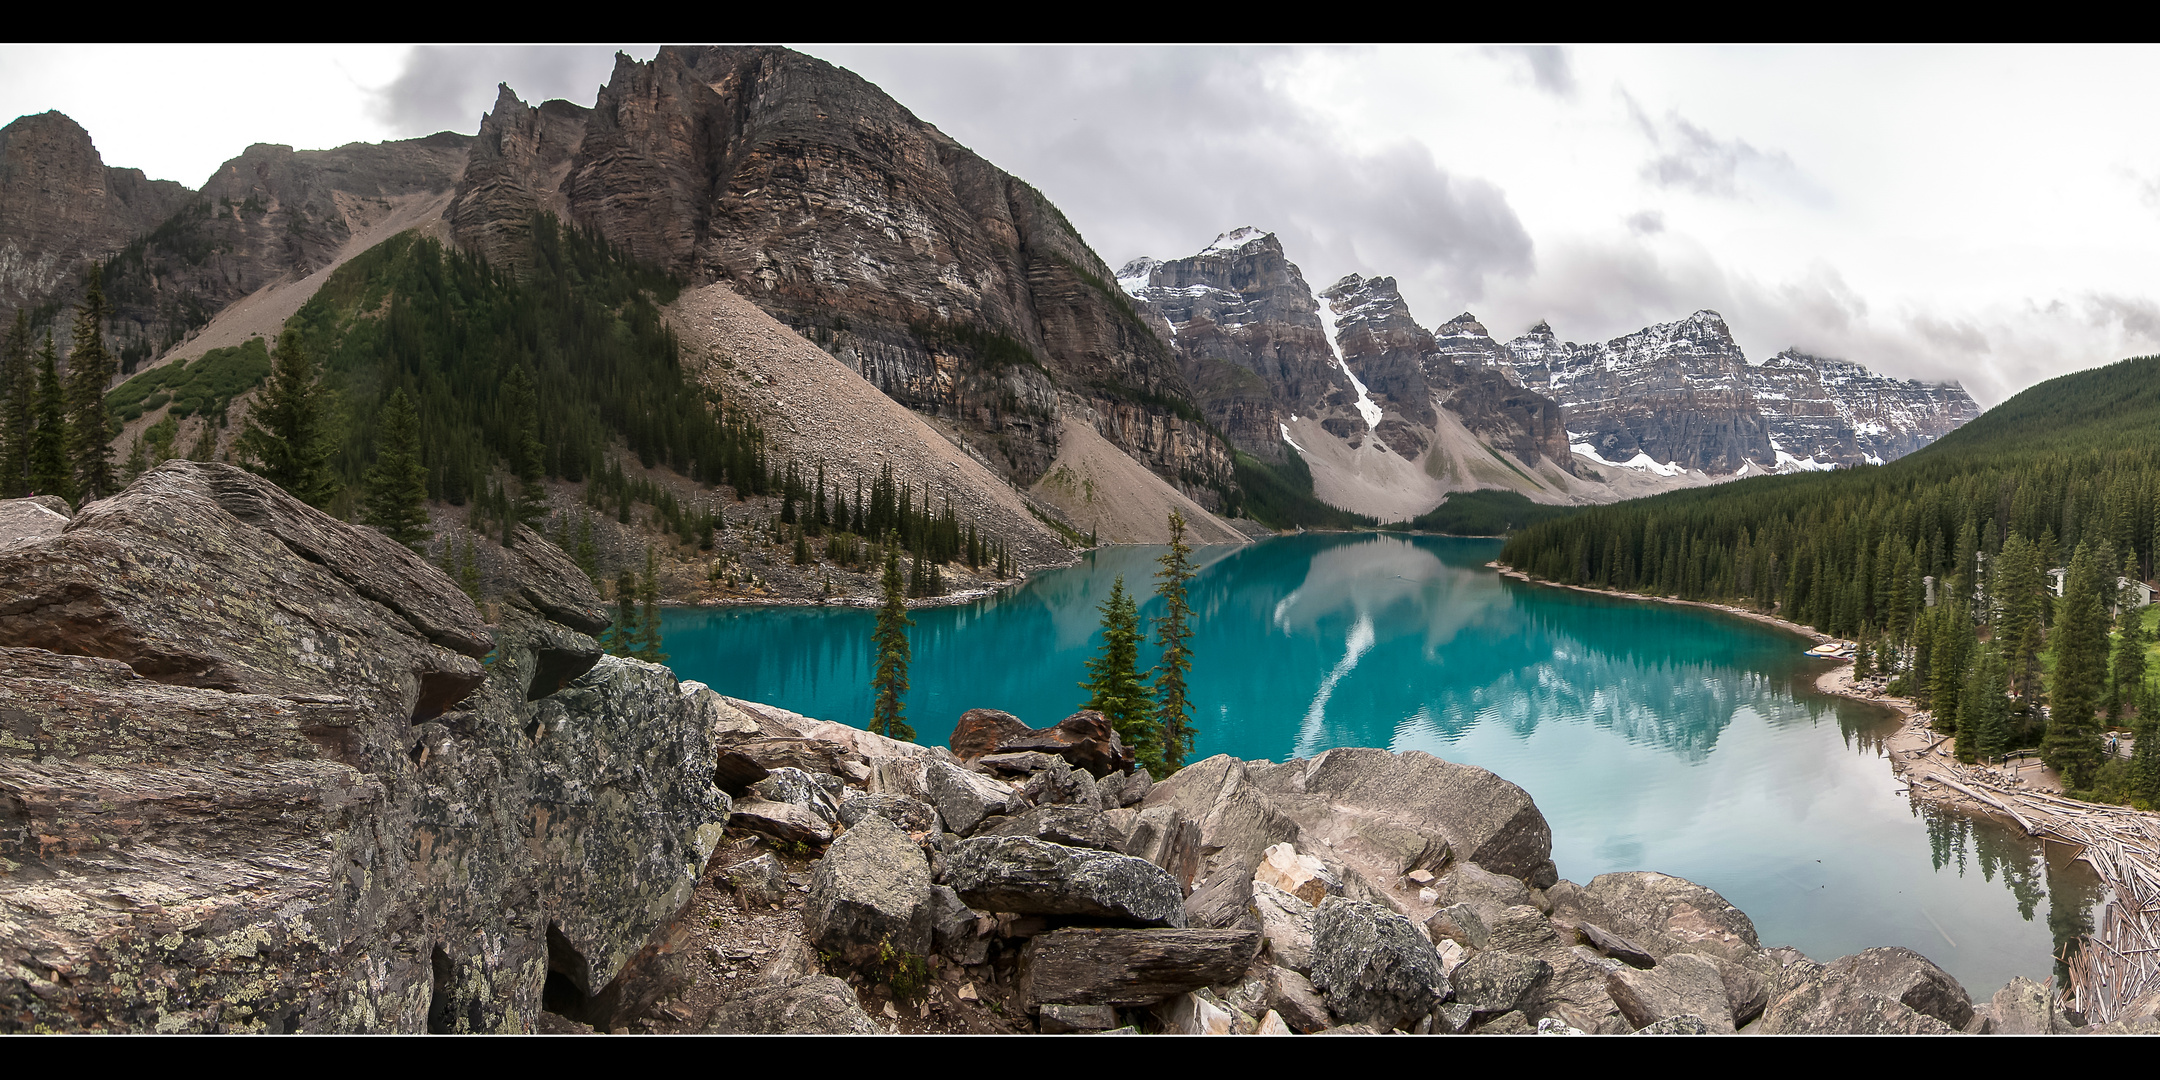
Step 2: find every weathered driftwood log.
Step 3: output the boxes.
[1017,928,1261,1007]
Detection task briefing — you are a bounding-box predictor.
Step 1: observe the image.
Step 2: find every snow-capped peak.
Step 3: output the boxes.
[1201,226,1271,255]
[1114,257,1160,299]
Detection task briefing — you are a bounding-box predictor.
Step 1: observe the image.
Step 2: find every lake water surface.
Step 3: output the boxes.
[662,533,2095,994]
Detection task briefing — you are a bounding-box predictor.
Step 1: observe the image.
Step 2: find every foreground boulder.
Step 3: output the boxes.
[1017,928,1261,1007]
[703,976,880,1034]
[945,836,1187,926]
[953,708,1134,777]
[0,464,730,1033]
[1309,897,1450,1030]
[805,815,932,970]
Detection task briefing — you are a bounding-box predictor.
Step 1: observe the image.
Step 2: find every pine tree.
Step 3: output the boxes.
[238,333,339,509]
[1960,646,2011,763]
[26,333,72,502]
[634,545,667,663]
[361,389,431,552]
[2134,712,2160,807]
[457,532,481,601]
[65,268,118,501]
[575,513,599,586]
[0,310,30,497]
[1150,511,1198,774]
[2047,540,2111,788]
[1928,599,1973,734]
[605,570,638,657]
[1080,575,1155,762]
[2109,592,2149,722]
[503,364,547,535]
[871,541,915,741]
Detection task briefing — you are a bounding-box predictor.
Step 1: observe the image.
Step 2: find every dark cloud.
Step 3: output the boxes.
[2085,293,2160,341]
[367,46,644,136]
[1483,46,1575,97]
[807,46,1534,302]
[1624,210,1664,235]
[1626,97,1815,203]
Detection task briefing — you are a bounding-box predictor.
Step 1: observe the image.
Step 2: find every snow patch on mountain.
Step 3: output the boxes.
[1310,286,1381,429]
[1573,444,1688,477]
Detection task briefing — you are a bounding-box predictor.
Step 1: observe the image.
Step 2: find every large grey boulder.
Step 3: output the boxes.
[1022,755,1101,808]
[1452,950,1554,1016]
[836,793,941,838]
[1252,880,1317,973]
[1562,871,1761,963]
[1138,755,1302,885]
[1823,947,1973,1030]
[945,836,1187,926]
[1309,897,1450,1030]
[703,976,879,1034]
[729,798,834,846]
[752,766,842,824]
[1298,748,1553,885]
[1016,927,1260,1007]
[806,815,932,970]
[1123,806,1203,891]
[1755,959,1954,1034]
[928,884,988,966]
[721,853,789,910]
[1987,975,2066,1035]
[925,757,1022,835]
[1607,953,1735,1032]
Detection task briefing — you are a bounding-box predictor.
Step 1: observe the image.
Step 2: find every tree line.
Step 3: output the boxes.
[1500,353,2160,802]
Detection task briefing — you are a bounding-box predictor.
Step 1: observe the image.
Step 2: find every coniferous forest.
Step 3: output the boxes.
[1501,354,2160,802]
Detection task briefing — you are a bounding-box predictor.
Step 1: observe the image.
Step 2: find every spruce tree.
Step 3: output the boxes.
[503,364,547,534]
[2047,540,2111,788]
[0,310,30,497]
[871,541,915,741]
[1150,511,1198,774]
[2109,594,2148,721]
[27,333,72,502]
[634,545,666,663]
[1080,575,1155,763]
[238,333,339,509]
[606,570,638,657]
[65,268,118,501]
[1928,599,1972,734]
[575,513,599,586]
[2133,713,2160,808]
[457,533,481,601]
[1960,646,2011,763]
[361,389,431,552]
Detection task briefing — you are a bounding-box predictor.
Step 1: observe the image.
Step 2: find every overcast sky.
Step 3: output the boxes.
[7,44,2160,405]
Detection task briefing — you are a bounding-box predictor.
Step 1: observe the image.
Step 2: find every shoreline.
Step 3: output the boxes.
[1487,561,2091,826]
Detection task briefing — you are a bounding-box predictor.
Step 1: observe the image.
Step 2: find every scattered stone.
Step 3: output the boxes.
[1823,946,1974,1030]
[1158,991,1235,1034]
[1433,1003,1477,1033]
[1536,1017,1586,1035]
[837,793,942,838]
[926,758,1023,836]
[1184,863,1259,930]
[977,751,1061,777]
[1251,880,1317,973]
[1715,955,1771,1028]
[752,766,842,824]
[983,804,1124,851]
[722,853,789,910]
[928,885,988,966]
[713,750,772,796]
[1633,1014,1712,1035]
[1607,953,1735,1032]
[1426,903,1491,950]
[1118,767,1152,807]
[1475,1010,1534,1034]
[805,815,932,971]
[1038,1003,1121,1033]
[730,798,834,846]
[703,976,879,1034]
[1313,1022,1382,1035]
[1098,807,1139,849]
[1309,897,1450,1031]
[1254,842,1339,905]
[1266,966,1333,1033]
[1123,806,1203,891]
[1452,950,1554,1016]
[993,710,1134,777]
[1256,1009,1293,1035]
[1022,755,1102,808]
[945,836,1187,926]
[724,736,871,781]
[1433,861,1532,911]
[1016,927,1260,1007]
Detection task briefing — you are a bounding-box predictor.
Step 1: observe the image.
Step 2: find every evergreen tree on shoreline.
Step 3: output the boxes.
[1150,511,1197,774]
[871,540,915,741]
[1081,575,1155,764]
[2047,540,2110,788]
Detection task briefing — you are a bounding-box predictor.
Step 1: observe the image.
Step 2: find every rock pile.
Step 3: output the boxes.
[695,702,2095,1034]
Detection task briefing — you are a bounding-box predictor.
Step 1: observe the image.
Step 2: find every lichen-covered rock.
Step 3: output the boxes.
[0,463,729,1033]
[1756,959,1954,1035]
[722,853,789,910]
[1309,896,1449,1031]
[1607,953,1735,1032]
[837,793,941,838]
[1453,950,1554,1016]
[1021,755,1102,808]
[945,836,1186,926]
[1986,975,2065,1035]
[925,757,1023,835]
[1297,748,1552,885]
[703,975,879,1034]
[982,804,1124,851]
[1564,871,1762,964]
[1823,946,1973,1030]
[1252,880,1317,973]
[805,814,932,971]
[752,766,843,825]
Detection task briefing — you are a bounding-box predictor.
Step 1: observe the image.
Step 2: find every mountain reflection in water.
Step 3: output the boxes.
[662,532,2096,995]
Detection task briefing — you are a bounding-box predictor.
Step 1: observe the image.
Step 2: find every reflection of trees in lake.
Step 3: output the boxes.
[1922,801,2100,980]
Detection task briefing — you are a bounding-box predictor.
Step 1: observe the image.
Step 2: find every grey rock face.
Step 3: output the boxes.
[836,793,941,837]
[1755,960,1953,1035]
[1251,880,1317,973]
[0,463,729,1033]
[722,853,789,910]
[729,798,835,846]
[805,814,933,970]
[945,836,1187,926]
[1987,975,2066,1035]
[927,885,988,966]
[703,975,879,1034]
[1452,950,1555,1016]
[1300,748,1552,885]
[1308,897,1450,1031]
[0,495,69,551]
[1633,1014,1713,1035]
[982,804,1125,851]
[1823,946,1973,1030]
[1016,927,1259,1007]
[752,766,843,824]
[1565,871,1761,963]
[1607,953,1735,1033]
[1021,755,1101,808]
[1037,1003,1120,1033]
[925,757,1022,835]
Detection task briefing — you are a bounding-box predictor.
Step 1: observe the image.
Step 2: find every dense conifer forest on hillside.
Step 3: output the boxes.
[1500,354,2160,801]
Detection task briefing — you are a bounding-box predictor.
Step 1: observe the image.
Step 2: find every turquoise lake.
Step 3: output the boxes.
[661,533,2096,994]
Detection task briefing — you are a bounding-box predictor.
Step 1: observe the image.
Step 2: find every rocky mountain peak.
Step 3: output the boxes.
[1200,226,1273,256]
[0,110,191,315]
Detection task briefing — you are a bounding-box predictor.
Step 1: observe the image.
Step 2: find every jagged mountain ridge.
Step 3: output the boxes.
[448,46,1228,499]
